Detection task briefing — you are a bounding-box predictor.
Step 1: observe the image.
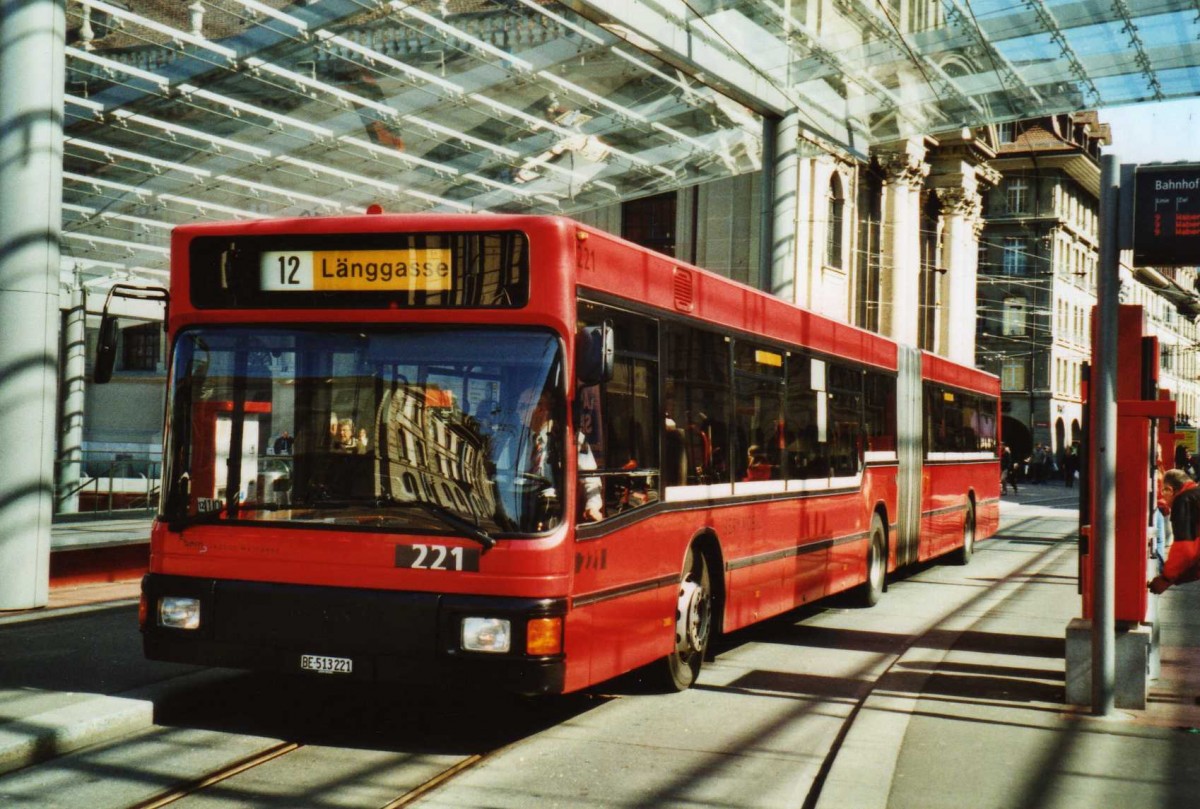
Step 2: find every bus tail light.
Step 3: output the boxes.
[138,592,148,630]
[526,617,562,656]
[461,617,511,653]
[159,596,202,630]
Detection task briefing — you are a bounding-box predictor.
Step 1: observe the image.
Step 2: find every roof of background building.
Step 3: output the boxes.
[51,0,1200,291]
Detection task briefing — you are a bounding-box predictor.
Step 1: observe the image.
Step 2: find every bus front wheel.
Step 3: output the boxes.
[660,546,712,691]
[858,514,886,607]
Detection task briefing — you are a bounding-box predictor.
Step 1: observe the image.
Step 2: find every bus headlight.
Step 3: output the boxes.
[461,617,511,653]
[159,596,201,630]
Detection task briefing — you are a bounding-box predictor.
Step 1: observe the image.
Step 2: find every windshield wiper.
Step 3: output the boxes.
[287,499,355,510]
[181,496,496,549]
[405,500,496,550]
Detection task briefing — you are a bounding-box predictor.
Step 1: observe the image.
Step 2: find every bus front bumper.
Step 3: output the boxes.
[140,574,567,696]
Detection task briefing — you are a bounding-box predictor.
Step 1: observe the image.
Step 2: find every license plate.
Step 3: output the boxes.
[300,654,353,674]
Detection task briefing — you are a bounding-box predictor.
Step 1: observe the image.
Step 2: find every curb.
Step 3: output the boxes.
[0,669,235,777]
[0,694,153,777]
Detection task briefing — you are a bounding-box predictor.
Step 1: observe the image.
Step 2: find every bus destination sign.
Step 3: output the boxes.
[260,249,452,292]
[1133,163,1200,267]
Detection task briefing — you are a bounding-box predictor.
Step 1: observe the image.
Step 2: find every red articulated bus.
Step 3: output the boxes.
[109,213,999,695]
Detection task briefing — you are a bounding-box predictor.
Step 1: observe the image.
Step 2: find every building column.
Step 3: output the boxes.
[769,112,802,304]
[878,143,930,347]
[936,186,984,365]
[59,281,86,514]
[0,0,64,609]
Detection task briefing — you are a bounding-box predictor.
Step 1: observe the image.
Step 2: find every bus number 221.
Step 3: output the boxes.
[395,544,480,572]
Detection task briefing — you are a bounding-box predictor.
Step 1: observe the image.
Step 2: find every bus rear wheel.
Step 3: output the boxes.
[660,546,712,691]
[951,501,976,566]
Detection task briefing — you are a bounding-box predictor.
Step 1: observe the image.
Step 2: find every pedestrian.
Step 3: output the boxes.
[1031,444,1047,484]
[273,430,294,454]
[1063,444,1079,489]
[1153,489,1170,575]
[1149,468,1200,594]
[1001,443,1018,495]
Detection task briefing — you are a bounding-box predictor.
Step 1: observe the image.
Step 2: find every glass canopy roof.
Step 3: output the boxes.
[59,0,1200,289]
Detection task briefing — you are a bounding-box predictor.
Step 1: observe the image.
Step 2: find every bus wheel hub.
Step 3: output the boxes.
[676,579,706,651]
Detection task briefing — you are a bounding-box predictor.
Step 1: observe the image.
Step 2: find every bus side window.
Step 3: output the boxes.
[864,371,897,453]
[733,340,784,482]
[577,302,661,517]
[785,355,827,480]
[664,324,730,486]
[663,415,688,487]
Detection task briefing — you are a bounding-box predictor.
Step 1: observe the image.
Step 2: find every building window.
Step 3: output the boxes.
[121,323,160,372]
[1002,296,1027,336]
[826,174,845,270]
[622,191,677,257]
[997,122,1015,143]
[1002,359,1026,391]
[1005,177,1028,214]
[1002,238,1027,275]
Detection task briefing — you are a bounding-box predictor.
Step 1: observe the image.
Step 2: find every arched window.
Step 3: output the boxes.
[826,173,844,270]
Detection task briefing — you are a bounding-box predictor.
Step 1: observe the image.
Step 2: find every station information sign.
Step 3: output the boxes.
[1132,163,1200,267]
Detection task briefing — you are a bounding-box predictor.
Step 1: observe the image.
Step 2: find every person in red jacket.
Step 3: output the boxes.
[1149,468,1200,593]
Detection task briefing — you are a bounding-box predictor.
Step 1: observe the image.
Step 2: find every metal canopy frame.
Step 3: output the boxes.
[57,0,1200,290]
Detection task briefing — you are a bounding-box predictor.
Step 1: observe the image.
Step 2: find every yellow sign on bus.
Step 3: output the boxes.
[261,249,452,292]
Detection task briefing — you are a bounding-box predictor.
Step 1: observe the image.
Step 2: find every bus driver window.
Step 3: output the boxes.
[577,302,661,519]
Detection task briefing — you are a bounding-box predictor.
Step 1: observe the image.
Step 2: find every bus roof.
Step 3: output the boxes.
[172,212,998,388]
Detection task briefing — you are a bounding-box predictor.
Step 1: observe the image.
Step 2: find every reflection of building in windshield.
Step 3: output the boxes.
[376,384,497,525]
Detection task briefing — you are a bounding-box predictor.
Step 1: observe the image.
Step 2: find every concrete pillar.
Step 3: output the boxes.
[0,0,65,609]
[676,185,697,266]
[758,116,775,294]
[58,282,86,514]
[878,144,930,346]
[769,113,802,304]
[793,155,814,310]
[936,186,983,365]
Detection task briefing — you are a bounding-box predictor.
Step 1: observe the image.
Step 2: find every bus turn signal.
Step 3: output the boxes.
[526,617,562,656]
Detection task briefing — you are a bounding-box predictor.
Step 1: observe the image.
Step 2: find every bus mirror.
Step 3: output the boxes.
[93,315,118,384]
[92,283,170,385]
[577,324,614,386]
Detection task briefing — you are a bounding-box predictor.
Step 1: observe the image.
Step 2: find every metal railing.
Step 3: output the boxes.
[55,455,161,518]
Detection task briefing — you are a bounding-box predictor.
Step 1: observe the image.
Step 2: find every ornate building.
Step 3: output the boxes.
[976,113,1200,465]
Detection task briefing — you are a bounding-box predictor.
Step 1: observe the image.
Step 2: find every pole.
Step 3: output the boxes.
[770,112,801,302]
[758,115,778,295]
[1092,154,1120,715]
[0,0,65,609]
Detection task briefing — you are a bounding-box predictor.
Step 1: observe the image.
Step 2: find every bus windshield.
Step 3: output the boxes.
[162,326,566,537]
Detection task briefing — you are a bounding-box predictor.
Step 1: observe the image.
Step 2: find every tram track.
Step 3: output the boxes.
[378,753,487,809]
[129,742,303,809]
[126,738,494,809]
[801,527,1078,809]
